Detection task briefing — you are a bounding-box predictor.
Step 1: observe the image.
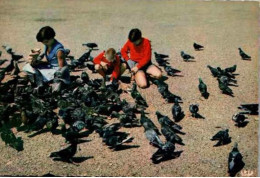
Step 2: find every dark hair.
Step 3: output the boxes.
[128,28,142,42]
[36,26,56,42]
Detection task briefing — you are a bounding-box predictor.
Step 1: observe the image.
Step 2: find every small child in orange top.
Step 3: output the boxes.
[121,28,162,88]
[93,48,126,83]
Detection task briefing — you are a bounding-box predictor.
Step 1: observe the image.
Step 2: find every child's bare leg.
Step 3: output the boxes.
[135,70,147,88]
[120,63,127,75]
[94,64,106,78]
[146,65,162,79]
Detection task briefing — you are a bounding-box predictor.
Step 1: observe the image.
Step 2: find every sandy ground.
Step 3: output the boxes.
[0,0,259,177]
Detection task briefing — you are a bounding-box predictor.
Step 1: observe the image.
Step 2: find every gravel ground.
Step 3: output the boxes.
[0,0,258,176]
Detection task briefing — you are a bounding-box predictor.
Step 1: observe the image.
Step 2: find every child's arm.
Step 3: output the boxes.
[110,56,121,81]
[121,41,130,61]
[57,50,66,68]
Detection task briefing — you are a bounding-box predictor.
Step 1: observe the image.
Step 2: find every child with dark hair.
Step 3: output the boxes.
[93,48,126,84]
[24,26,70,85]
[121,28,162,88]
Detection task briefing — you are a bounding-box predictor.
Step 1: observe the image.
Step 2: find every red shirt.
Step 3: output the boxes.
[121,38,151,69]
[93,51,121,80]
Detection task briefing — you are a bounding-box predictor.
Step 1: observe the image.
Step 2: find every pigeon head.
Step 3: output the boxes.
[155,111,163,118]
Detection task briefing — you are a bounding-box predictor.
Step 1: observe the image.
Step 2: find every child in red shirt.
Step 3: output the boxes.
[93,48,126,83]
[121,28,162,88]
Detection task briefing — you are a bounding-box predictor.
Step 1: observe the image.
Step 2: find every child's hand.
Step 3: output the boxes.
[100,61,108,70]
[131,66,138,74]
[28,48,41,66]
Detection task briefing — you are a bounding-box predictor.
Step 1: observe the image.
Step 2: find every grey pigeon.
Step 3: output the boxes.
[238,48,251,60]
[180,51,194,61]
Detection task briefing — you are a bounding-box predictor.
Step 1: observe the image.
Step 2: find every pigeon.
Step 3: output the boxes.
[0,59,8,66]
[86,63,96,73]
[198,78,209,99]
[217,78,234,96]
[217,67,235,79]
[131,82,148,107]
[207,65,220,77]
[172,102,185,122]
[0,128,24,151]
[238,104,258,115]
[160,122,185,145]
[144,127,164,148]
[46,118,58,131]
[11,53,23,61]
[238,48,251,60]
[154,52,169,59]
[81,71,89,83]
[31,115,48,131]
[180,51,194,61]
[102,131,134,149]
[82,43,98,49]
[211,129,231,146]
[193,43,204,51]
[62,126,91,143]
[218,75,237,86]
[50,142,77,163]
[151,141,176,163]
[2,59,14,73]
[189,104,199,118]
[72,120,86,132]
[156,111,185,135]
[154,52,169,67]
[152,79,168,95]
[11,61,20,76]
[140,110,161,135]
[228,142,244,177]
[155,57,169,67]
[224,65,237,73]
[164,65,181,76]
[99,123,122,137]
[2,45,13,54]
[232,113,247,127]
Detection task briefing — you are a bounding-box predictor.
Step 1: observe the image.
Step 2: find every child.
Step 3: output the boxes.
[25,26,70,84]
[93,48,126,84]
[121,28,162,88]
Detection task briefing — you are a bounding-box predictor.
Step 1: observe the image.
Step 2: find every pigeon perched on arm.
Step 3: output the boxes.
[238,48,251,60]
[193,43,204,51]
[228,142,244,177]
[180,51,195,61]
[198,78,209,99]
